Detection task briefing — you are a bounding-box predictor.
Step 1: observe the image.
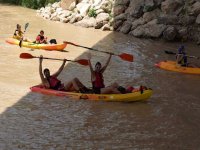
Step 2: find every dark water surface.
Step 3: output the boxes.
[0,4,200,149]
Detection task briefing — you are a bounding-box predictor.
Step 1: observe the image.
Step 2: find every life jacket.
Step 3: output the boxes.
[36,35,45,42]
[48,76,62,90]
[13,30,23,40]
[92,71,105,89]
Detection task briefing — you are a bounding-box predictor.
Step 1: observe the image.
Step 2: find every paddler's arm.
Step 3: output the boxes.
[87,53,94,73]
[39,56,49,88]
[52,59,67,77]
[101,53,113,73]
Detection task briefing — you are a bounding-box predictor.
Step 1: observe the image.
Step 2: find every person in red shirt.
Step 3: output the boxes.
[87,53,122,94]
[39,55,90,93]
[35,30,47,44]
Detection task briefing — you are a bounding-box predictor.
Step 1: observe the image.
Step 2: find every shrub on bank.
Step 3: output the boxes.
[0,0,59,9]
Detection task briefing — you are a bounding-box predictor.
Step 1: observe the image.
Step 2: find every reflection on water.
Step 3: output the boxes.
[0,4,200,149]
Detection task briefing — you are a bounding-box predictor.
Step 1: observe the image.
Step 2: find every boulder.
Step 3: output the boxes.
[75,17,97,28]
[120,21,132,34]
[96,13,110,24]
[76,2,91,16]
[60,0,77,10]
[126,0,144,18]
[131,18,145,30]
[52,2,61,9]
[177,27,188,41]
[143,8,161,23]
[69,2,76,11]
[161,0,184,15]
[113,20,123,30]
[143,0,155,12]
[95,22,104,29]
[157,15,179,25]
[102,24,111,31]
[196,14,200,24]
[189,1,200,16]
[131,19,167,38]
[113,5,127,17]
[114,13,127,21]
[178,15,196,25]
[163,26,178,41]
[114,0,130,6]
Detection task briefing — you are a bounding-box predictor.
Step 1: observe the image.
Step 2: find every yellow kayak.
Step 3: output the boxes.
[155,61,200,74]
[6,38,67,51]
[30,85,153,102]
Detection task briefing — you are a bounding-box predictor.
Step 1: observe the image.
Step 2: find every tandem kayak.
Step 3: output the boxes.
[155,61,200,75]
[6,38,67,51]
[30,85,153,102]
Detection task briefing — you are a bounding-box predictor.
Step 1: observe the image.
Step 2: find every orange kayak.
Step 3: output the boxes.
[30,85,153,102]
[6,38,67,51]
[155,61,200,75]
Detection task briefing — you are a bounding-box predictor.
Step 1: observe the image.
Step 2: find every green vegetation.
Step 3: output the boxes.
[88,8,97,18]
[0,0,59,9]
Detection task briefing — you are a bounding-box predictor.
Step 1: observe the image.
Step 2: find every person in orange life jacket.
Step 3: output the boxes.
[36,30,47,44]
[87,53,123,94]
[39,55,89,93]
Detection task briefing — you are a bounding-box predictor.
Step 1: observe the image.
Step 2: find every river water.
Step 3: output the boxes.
[0,4,200,149]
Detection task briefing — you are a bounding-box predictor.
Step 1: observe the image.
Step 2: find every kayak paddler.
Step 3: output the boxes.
[39,55,90,93]
[87,53,127,94]
[176,45,188,67]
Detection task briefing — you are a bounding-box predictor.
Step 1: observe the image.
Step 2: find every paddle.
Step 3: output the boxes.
[165,50,200,59]
[20,53,89,66]
[19,23,29,47]
[63,41,134,62]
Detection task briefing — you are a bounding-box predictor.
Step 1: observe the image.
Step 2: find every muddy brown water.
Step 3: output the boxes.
[0,4,200,149]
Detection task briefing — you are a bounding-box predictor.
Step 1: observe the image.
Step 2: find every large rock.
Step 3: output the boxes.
[131,19,167,38]
[196,14,200,24]
[178,15,196,25]
[100,0,113,13]
[143,0,155,12]
[120,21,132,34]
[177,27,188,41]
[126,0,144,18]
[189,1,200,16]
[157,15,179,25]
[161,0,184,15]
[163,26,178,41]
[76,2,91,16]
[102,24,111,31]
[143,8,162,23]
[114,0,130,6]
[75,17,96,28]
[61,0,77,10]
[114,13,127,21]
[96,13,110,23]
[131,18,145,30]
[113,5,127,16]
[113,20,123,30]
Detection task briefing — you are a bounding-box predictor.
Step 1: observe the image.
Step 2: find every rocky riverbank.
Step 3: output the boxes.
[37,0,200,44]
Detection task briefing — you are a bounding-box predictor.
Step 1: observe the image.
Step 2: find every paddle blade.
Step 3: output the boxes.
[25,23,29,31]
[19,40,22,47]
[118,53,134,62]
[76,59,89,66]
[20,53,34,59]
[63,41,77,46]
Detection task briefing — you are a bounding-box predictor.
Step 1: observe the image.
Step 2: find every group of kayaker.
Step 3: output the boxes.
[13,24,50,44]
[13,23,194,94]
[39,52,135,94]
